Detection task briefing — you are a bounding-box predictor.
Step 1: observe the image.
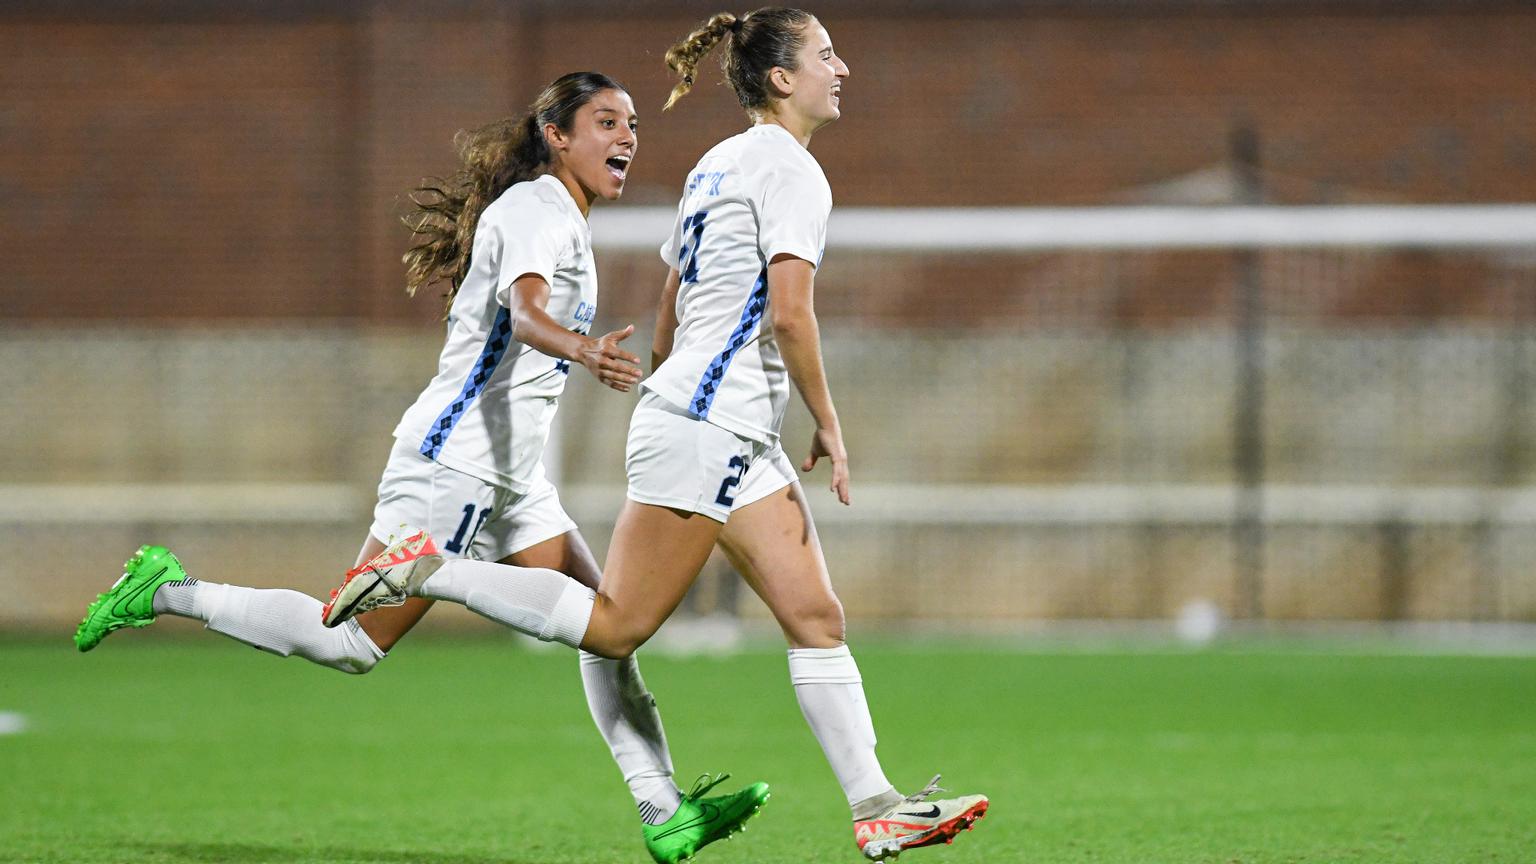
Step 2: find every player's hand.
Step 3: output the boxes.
[801,425,851,505]
[579,325,642,392]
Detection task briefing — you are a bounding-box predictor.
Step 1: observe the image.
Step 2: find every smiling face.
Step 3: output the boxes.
[772,21,849,138]
[544,88,638,210]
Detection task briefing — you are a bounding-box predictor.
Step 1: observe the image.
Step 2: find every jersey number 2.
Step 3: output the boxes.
[678,211,709,286]
[715,455,749,507]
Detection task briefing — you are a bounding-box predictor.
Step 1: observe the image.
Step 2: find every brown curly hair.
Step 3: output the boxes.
[402,71,626,312]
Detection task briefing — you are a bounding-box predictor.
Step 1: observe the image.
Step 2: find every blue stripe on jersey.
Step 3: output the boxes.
[419,307,514,460]
[689,268,768,420]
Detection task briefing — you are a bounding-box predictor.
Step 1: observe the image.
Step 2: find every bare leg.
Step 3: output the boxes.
[501,530,601,587]
[718,483,845,648]
[719,482,900,817]
[580,500,723,658]
[512,531,687,822]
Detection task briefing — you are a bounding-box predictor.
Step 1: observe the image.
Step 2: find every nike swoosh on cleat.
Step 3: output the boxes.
[331,571,386,623]
[897,806,942,819]
[109,566,168,617]
[652,803,720,840]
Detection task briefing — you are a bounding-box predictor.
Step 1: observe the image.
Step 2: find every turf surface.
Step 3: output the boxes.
[1,635,1532,863]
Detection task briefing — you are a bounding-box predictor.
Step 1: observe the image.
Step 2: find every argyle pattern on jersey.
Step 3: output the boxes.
[419,307,514,459]
[690,269,769,419]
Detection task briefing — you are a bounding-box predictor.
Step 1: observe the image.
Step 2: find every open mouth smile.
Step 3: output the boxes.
[605,154,631,181]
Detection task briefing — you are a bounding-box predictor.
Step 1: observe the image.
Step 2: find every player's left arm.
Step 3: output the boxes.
[769,254,850,505]
[506,273,640,392]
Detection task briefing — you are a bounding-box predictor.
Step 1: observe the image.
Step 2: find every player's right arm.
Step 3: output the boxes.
[506,273,640,392]
[651,267,682,372]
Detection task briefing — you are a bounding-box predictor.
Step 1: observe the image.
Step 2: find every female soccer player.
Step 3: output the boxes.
[324,11,989,860]
[73,71,766,864]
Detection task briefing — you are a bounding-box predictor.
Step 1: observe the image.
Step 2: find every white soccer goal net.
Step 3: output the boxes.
[585,205,1536,624]
[5,206,1536,628]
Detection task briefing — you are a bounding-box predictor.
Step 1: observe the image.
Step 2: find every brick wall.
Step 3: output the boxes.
[3,2,1533,322]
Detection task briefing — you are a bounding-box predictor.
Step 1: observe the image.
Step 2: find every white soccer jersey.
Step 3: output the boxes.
[394,174,597,492]
[643,123,832,443]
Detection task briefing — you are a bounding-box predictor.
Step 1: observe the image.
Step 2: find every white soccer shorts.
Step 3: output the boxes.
[625,391,797,523]
[369,436,577,561]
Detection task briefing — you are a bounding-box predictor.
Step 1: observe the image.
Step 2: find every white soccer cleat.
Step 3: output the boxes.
[853,775,989,860]
[320,530,444,628]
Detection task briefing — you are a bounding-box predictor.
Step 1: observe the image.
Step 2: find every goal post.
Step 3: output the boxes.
[582,203,1536,624]
[592,205,1536,251]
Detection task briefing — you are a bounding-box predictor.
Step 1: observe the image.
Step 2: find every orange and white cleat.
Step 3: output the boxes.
[853,775,988,860]
[321,530,444,628]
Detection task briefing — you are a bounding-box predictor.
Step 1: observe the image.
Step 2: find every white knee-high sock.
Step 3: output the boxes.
[154,582,384,675]
[415,559,593,649]
[789,645,900,817]
[580,651,682,825]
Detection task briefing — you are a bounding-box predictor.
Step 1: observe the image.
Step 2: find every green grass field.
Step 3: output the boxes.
[1,635,1532,863]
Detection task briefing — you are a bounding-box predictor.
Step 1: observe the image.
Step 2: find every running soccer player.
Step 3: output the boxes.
[323,12,989,860]
[73,71,767,864]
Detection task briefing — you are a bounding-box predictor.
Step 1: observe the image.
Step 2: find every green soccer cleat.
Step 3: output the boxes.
[74,545,188,652]
[642,774,771,864]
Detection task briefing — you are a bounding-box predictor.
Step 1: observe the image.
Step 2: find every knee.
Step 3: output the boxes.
[582,626,647,661]
[784,595,845,648]
[320,648,381,675]
[339,652,381,675]
[322,623,385,675]
[580,598,659,660]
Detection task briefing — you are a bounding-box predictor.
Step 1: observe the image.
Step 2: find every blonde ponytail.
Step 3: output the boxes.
[663,8,813,114]
[663,12,738,110]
